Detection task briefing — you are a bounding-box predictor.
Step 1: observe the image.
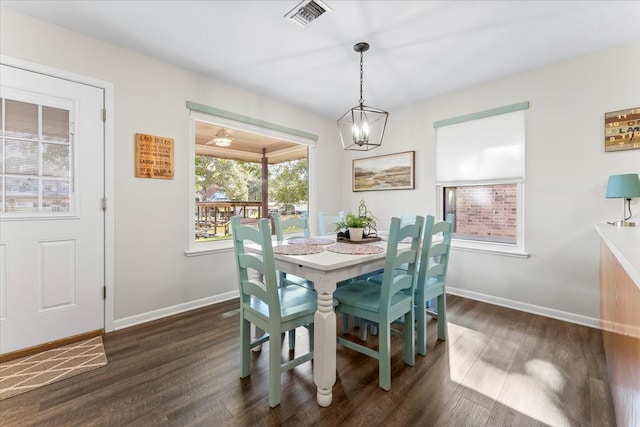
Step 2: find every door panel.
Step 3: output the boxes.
[39,239,76,309]
[0,64,105,354]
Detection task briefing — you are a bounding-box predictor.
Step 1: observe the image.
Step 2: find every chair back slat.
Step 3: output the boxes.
[395,248,419,264]
[389,273,415,298]
[426,263,445,280]
[241,279,270,303]
[429,242,449,257]
[237,252,265,274]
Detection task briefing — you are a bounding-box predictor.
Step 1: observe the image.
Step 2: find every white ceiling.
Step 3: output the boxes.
[3,0,640,120]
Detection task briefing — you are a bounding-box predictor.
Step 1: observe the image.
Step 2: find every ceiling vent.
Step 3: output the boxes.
[284,0,331,28]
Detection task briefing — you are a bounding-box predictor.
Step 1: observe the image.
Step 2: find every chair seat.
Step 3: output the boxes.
[248,285,317,323]
[334,281,412,314]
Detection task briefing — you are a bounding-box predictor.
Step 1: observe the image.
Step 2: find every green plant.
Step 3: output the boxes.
[335,212,372,231]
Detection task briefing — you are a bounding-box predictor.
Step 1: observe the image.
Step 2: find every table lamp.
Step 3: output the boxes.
[606,173,640,227]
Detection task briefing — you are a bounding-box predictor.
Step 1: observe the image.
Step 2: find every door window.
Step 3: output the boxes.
[1,95,73,215]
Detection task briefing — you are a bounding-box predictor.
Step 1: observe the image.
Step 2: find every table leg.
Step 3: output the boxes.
[314,291,336,407]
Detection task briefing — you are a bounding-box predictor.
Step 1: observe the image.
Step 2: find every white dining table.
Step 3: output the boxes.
[247,237,390,407]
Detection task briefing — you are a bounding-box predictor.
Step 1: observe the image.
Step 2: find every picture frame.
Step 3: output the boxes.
[604,107,640,152]
[353,151,415,192]
[135,133,174,179]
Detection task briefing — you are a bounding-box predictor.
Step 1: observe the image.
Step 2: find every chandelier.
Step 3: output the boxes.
[337,42,388,151]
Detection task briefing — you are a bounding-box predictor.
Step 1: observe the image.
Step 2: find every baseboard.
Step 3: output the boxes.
[0,329,104,362]
[447,287,600,329]
[113,287,600,332]
[114,290,239,330]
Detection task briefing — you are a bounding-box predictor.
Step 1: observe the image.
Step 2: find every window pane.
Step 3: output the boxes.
[5,139,39,175]
[43,179,70,212]
[444,184,517,244]
[5,176,38,213]
[194,155,264,241]
[42,106,70,142]
[5,99,38,140]
[42,142,70,177]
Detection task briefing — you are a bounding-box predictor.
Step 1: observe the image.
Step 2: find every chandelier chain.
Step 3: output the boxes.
[359,50,364,105]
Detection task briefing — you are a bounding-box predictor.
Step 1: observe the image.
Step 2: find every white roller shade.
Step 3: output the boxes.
[436,109,525,183]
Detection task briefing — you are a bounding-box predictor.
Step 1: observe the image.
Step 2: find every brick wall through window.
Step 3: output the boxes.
[444,184,517,244]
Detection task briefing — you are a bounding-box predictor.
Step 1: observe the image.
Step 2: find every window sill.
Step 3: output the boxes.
[185,240,233,257]
[451,240,530,258]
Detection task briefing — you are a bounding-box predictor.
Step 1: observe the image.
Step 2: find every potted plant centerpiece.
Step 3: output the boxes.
[335,212,374,241]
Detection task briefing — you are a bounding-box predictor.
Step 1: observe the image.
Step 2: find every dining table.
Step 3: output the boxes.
[247,236,391,407]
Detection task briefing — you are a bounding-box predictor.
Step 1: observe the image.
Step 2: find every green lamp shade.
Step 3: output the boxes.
[606,173,640,198]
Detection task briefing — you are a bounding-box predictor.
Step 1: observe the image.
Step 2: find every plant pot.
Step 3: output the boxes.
[348,227,364,241]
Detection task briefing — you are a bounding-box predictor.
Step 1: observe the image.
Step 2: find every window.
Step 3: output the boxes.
[186,102,317,255]
[1,94,73,216]
[435,102,528,256]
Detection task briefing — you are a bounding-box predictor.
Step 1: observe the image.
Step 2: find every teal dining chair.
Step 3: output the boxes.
[414,214,454,355]
[318,211,345,236]
[273,212,312,290]
[273,212,310,241]
[272,212,313,349]
[334,216,424,391]
[230,216,317,407]
[366,214,454,355]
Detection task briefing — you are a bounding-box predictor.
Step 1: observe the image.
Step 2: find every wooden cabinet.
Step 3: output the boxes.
[597,225,640,427]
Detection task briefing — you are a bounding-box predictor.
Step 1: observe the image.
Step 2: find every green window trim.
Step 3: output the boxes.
[434,101,529,128]
[186,101,318,142]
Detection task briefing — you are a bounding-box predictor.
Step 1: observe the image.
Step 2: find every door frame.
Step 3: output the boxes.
[1,54,115,333]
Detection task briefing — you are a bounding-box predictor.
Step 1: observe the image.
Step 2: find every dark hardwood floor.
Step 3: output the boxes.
[0,295,616,426]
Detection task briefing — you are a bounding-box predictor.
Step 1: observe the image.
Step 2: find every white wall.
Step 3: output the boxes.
[3,7,639,330]
[341,39,640,326]
[0,8,344,327]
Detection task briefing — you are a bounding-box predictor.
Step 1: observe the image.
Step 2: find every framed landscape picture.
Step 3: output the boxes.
[353,151,415,192]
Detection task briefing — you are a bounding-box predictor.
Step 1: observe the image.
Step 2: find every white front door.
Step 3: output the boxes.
[0,64,105,355]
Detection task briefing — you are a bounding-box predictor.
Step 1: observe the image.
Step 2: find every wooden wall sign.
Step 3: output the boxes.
[605,107,640,152]
[135,133,174,179]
